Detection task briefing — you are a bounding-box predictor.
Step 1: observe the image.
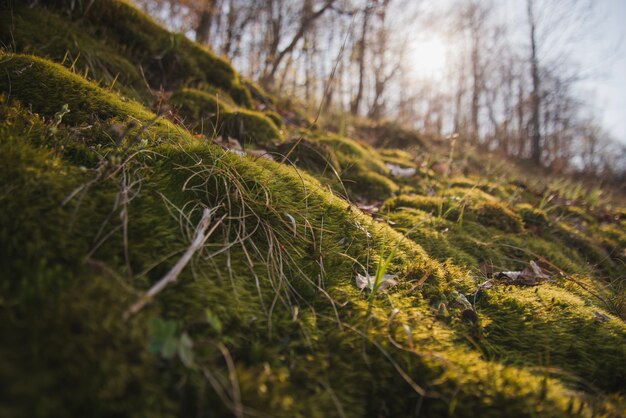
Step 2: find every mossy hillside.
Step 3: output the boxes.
[378,148,418,169]
[385,198,624,281]
[52,0,251,106]
[268,130,401,201]
[1,0,251,107]
[3,102,560,416]
[477,285,626,392]
[0,157,612,417]
[170,87,283,146]
[264,110,285,129]
[516,203,551,230]
[0,53,203,151]
[382,193,523,233]
[380,209,626,396]
[0,53,142,121]
[2,53,625,416]
[2,2,626,417]
[0,5,148,102]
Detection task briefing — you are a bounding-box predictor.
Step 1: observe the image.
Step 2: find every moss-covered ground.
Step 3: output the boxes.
[0,1,625,417]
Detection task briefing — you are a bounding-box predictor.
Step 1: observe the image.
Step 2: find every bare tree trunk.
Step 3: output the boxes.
[527,0,542,165]
[470,33,481,144]
[196,0,216,45]
[261,0,335,88]
[516,82,526,157]
[350,5,370,115]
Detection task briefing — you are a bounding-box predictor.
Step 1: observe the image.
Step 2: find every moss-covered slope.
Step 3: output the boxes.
[0,2,625,418]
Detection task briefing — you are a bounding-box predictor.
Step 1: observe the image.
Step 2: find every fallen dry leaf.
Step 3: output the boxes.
[355,272,398,291]
[356,202,381,214]
[496,260,549,286]
[385,163,417,178]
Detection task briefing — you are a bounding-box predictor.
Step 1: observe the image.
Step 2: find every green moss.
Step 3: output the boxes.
[478,285,626,392]
[264,110,285,129]
[0,53,197,151]
[447,177,513,200]
[0,53,152,123]
[342,165,399,201]
[169,87,283,146]
[308,133,400,200]
[473,201,524,232]
[221,109,283,146]
[7,0,251,107]
[273,137,340,174]
[557,205,596,224]
[516,203,550,229]
[244,79,275,105]
[382,195,460,220]
[0,5,147,102]
[444,186,499,203]
[318,134,388,174]
[552,222,621,277]
[594,223,626,255]
[378,148,417,168]
[2,3,626,416]
[169,87,229,134]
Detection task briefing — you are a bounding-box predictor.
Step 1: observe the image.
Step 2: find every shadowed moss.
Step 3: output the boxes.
[4,0,251,107]
[0,5,147,102]
[169,87,229,133]
[221,109,284,147]
[242,79,276,108]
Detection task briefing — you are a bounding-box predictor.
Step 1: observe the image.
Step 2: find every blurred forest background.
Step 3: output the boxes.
[136,0,626,182]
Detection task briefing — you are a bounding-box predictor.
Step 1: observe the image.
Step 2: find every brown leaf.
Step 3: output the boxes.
[496,260,549,286]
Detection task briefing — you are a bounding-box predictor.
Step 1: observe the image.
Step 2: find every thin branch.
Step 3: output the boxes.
[124,207,223,320]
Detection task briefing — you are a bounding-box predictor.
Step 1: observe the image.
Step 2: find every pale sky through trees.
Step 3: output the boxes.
[137,0,626,170]
[577,0,626,145]
[409,0,625,145]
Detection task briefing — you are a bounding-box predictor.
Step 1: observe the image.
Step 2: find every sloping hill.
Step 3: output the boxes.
[0,1,624,417]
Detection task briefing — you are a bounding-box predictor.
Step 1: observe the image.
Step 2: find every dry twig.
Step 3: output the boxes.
[124,207,223,320]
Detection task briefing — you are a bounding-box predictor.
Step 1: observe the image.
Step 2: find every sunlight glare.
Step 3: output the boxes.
[410,36,448,80]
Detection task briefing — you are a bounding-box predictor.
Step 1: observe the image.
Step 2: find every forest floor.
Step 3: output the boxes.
[0,1,625,417]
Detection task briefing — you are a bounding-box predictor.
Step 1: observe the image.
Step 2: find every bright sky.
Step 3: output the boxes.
[408,0,626,145]
[577,0,626,145]
[408,36,448,80]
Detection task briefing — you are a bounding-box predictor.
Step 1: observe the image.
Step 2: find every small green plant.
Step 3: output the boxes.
[148,317,194,367]
[368,249,397,301]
